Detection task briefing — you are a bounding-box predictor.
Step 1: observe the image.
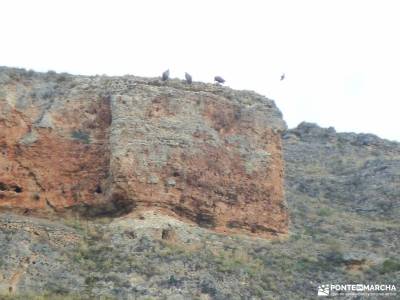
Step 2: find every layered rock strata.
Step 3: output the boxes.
[0,67,287,237]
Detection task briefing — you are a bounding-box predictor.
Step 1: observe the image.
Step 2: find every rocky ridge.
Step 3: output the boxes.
[284,122,400,222]
[1,67,399,299]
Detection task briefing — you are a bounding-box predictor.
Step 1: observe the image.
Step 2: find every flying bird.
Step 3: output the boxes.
[214,76,225,84]
[185,72,192,84]
[162,69,170,81]
[280,73,285,81]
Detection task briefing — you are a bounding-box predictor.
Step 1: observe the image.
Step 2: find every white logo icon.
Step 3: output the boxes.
[318,285,330,296]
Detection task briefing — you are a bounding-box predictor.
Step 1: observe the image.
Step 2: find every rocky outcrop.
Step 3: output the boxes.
[0,67,288,238]
[1,123,399,299]
[0,68,112,215]
[284,122,400,222]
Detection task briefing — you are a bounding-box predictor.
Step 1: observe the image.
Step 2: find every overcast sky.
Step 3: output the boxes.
[1,0,399,141]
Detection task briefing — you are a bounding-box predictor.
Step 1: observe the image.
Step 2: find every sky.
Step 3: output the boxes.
[0,0,399,141]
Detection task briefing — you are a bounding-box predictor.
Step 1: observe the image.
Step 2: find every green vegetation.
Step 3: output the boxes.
[214,248,263,277]
[1,199,398,300]
[0,294,104,300]
[317,207,333,217]
[71,130,90,144]
[379,258,400,274]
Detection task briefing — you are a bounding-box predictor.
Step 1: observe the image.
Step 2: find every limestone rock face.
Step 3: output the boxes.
[0,67,287,237]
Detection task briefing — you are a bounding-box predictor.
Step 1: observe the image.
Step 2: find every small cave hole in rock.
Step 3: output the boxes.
[161,228,175,240]
[0,182,23,193]
[80,193,135,218]
[95,185,102,194]
[125,230,136,239]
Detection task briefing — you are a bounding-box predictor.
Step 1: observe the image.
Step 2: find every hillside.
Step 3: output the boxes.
[0,68,399,299]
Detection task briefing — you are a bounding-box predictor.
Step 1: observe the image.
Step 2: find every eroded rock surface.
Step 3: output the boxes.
[284,122,400,222]
[0,123,399,299]
[0,67,288,237]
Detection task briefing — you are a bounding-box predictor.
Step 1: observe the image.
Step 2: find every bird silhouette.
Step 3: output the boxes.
[185,72,192,84]
[214,76,225,84]
[280,73,285,81]
[162,69,170,81]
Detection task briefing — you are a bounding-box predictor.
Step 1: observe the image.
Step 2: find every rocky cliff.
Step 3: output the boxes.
[0,67,287,238]
[1,122,398,299]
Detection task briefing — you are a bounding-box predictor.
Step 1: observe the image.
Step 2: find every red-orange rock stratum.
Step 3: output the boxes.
[0,67,288,238]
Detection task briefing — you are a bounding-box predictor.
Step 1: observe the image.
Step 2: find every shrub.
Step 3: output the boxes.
[317,208,333,217]
[380,258,400,274]
[71,130,91,144]
[214,249,263,277]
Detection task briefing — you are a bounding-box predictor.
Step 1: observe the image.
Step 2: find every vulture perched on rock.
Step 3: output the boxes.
[214,76,225,84]
[185,72,192,84]
[162,69,170,81]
